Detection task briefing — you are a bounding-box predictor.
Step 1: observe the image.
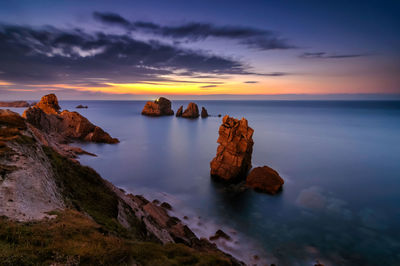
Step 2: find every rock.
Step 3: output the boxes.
[0,101,30,108]
[23,94,119,144]
[33,94,60,114]
[161,202,172,210]
[176,106,183,117]
[246,166,284,194]
[209,229,231,241]
[141,97,174,116]
[76,105,88,109]
[201,107,209,118]
[210,115,254,181]
[218,114,222,117]
[182,102,199,118]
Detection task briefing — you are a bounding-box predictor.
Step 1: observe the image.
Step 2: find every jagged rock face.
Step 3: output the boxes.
[176,106,183,117]
[34,94,61,114]
[210,115,254,181]
[246,166,284,194]
[201,107,209,118]
[141,97,174,116]
[22,95,119,144]
[182,102,199,118]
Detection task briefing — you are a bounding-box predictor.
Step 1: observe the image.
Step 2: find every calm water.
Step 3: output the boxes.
[22,101,400,265]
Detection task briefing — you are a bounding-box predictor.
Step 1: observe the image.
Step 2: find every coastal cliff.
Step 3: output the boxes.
[0,105,241,265]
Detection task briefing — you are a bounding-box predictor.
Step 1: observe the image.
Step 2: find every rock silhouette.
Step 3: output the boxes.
[141,97,174,116]
[210,115,254,181]
[201,107,209,118]
[176,106,183,117]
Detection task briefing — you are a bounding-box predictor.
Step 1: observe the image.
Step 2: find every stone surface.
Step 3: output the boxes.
[33,93,61,114]
[201,107,209,118]
[246,166,284,194]
[210,115,254,181]
[23,94,119,144]
[176,106,183,117]
[141,97,174,116]
[182,102,200,118]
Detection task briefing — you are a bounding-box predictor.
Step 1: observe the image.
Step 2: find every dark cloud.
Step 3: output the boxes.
[299,52,369,59]
[0,24,256,85]
[244,81,258,83]
[93,12,295,51]
[200,85,217,88]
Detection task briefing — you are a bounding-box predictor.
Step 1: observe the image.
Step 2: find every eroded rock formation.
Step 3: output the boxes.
[201,107,209,118]
[176,106,183,117]
[141,97,174,116]
[210,115,254,181]
[182,102,200,118]
[246,166,284,194]
[22,94,119,144]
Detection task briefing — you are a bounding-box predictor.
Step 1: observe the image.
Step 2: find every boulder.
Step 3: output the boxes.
[141,97,174,116]
[210,115,254,181]
[33,94,60,114]
[201,107,209,118]
[246,166,284,194]
[23,94,119,144]
[176,106,183,117]
[182,102,199,118]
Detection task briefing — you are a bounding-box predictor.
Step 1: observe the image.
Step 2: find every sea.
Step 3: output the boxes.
[7,100,400,265]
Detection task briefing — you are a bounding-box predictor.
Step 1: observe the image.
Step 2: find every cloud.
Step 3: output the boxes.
[0,24,256,86]
[93,12,295,51]
[244,81,259,83]
[200,85,217,88]
[299,52,369,59]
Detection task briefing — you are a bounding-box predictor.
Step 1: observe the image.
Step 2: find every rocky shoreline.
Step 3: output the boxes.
[0,95,243,265]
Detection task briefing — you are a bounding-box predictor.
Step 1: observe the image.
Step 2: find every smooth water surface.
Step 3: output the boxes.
[56,100,400,265]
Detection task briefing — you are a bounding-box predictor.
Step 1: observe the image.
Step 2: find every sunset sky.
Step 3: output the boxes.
[0,0,399,100]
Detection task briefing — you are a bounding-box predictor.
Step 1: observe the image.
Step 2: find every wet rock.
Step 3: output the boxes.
[209,229,232,241]
[176,106,183,117]
[182,102,199,118]
[141,97,174,116]
[218,114,222,117]
[246,166,284,194]
[161,202,172,210]
[76,105,88,109]
[33,93,60,114]
[201,107,209,118]
[210,115,254,181]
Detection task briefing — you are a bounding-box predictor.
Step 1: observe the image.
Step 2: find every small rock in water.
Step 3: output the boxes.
[201,107,209,118]
[160,202,172,210]
[183,216,188,220]
[176,106,183,117]
[182,102,200,118]
[246,166,284,194]
[76,105,88,109]
[209,229,232,241]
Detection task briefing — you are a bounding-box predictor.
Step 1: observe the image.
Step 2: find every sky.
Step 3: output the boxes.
[0,0,399,100]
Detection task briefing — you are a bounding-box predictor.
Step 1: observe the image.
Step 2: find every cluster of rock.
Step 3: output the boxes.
[141,97,209,119]
[141,97,174,116]
[23,94,119,145]
[210,115,284,194]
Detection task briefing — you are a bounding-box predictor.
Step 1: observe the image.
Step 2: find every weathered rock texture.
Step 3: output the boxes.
[141,97,174,116]
[23,94,119,144]
[201,107,209,118]
[246,166,284,194]
[34,93,60,114]
[182,102,200,118]
[176,105,183,117]
[210,115,254,181]
[0,101,30,108]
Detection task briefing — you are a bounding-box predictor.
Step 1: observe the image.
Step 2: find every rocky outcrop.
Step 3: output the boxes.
[0,101,30,108]
[76,104,88,109]
[182,102,200,118]
[33,93,60,114]
[141,97,174,116]
[176,106,183,117]
[210,115,254,181]
[201,107,209,118]
[246,166,284,194]
[23,94,119,144]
